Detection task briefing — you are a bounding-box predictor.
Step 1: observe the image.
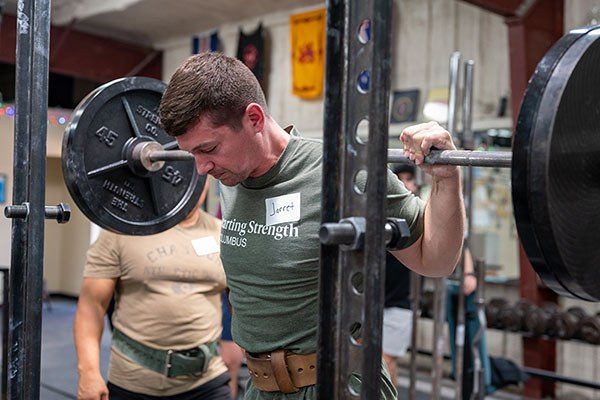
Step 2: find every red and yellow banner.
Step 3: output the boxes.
[290,8,326,99]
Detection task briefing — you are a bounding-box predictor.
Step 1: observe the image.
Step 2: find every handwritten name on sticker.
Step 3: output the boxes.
[265,193,301,226]
[191,236,220,256]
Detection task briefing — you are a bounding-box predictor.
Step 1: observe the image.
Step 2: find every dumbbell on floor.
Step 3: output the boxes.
[525,302,559,337]
[546,306,587,340]
[498,299,535,332]
[486,298,508,330]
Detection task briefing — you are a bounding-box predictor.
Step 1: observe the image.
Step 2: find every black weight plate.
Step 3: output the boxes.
[62,77,204,236]
[513,26,600,301]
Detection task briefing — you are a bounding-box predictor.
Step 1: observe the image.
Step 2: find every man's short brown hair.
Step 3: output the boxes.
[159,52,268,136]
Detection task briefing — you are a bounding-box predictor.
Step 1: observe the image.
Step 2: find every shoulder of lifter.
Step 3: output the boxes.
[292,136,322,164]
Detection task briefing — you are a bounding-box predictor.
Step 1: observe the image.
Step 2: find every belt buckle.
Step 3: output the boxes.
[163,349,174,376]
[166,345,212,378]
[179,344,211,378]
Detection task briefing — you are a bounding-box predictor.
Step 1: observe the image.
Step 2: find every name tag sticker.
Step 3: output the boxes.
[265,193,301,226]
[191,236,220,256]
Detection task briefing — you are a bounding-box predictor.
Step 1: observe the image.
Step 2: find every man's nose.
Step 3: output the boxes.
[195,158,214,175]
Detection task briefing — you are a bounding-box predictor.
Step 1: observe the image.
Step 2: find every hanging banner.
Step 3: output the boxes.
[236,24,265,87]
[192,30,220,54]
[290,8,326,99]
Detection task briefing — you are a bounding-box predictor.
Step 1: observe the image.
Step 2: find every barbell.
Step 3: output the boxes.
[61,77,206,237]
[55,26,600,301]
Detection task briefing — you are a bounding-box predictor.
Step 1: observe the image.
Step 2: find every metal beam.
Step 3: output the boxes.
[460,0,526,18]
[8,1,50,398]
[319,0,393,398]
[317,0,344,396]
[0,13,161,82]
[51,0,144,26]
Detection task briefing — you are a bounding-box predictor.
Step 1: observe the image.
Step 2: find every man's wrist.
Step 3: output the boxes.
[432,167,461,185]
[77,365,101,376]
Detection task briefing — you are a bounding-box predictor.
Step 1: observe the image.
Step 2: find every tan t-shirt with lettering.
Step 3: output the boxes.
[83,210,227,396]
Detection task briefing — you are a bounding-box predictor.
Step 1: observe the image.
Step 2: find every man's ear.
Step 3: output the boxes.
[245,103,265,132]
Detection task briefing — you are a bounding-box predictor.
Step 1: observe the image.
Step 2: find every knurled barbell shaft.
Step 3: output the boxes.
[387,148,512,168]
[145,148,512,169]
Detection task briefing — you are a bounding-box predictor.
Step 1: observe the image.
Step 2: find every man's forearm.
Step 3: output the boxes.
[73,302,105,375]
[420,173,465,276]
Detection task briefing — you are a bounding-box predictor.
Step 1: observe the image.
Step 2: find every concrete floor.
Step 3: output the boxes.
[0,298,580,399]
[38,298,111,399]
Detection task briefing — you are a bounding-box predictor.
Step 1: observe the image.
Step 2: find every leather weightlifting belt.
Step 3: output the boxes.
[112,329,218,378]
[245,349,317,393]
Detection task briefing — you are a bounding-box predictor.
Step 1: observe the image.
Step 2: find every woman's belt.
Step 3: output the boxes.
[112,328,218,378]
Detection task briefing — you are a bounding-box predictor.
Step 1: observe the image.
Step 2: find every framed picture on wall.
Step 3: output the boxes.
[0,174,6,204]
[390,89,420,124]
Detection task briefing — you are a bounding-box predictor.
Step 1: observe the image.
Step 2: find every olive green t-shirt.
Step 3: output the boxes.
[219,127,424,398]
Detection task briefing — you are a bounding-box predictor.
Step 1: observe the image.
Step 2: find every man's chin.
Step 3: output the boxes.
[218,176,242,187]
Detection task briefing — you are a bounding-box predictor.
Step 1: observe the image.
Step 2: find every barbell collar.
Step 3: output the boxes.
[387,148,512,168]
[133,141,165,173]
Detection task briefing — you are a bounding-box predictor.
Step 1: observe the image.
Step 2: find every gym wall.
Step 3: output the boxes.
[0,116,90,296]
[159,0,511,136]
